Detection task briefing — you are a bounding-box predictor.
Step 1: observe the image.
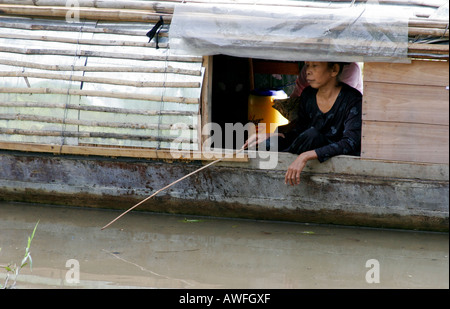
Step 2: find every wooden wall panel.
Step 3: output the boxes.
[362,60,449,164]
[363,82,449,125]
[362,121,449,164]
[364,61,449,86]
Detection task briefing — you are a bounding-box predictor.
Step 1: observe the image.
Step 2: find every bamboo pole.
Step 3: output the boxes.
[408,43,449,54]
[0,4,173,23]
[0,127,192,143]
[0,71,200,88]
[408,27,449,38]
[0,20,168,38]
[0,59,202,76]
[0,0,176,12]
[0,32,169,49]
[0,113,196,131]
[0,46,202,63]
[0,101,196,117]
[0,87,200,104]
[409,18,450,29]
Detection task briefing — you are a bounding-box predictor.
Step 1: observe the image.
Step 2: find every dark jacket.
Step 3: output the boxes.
[284,83,363,162]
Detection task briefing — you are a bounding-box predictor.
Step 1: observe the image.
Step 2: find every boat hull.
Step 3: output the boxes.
[0,151,448,231]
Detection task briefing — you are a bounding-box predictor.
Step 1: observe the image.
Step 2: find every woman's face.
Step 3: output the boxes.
[304,62,338,89]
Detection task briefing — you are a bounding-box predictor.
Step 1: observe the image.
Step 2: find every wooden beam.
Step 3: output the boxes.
[0,141,248,162]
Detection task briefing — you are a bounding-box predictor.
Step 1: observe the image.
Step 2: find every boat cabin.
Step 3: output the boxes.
[0,0,448,231]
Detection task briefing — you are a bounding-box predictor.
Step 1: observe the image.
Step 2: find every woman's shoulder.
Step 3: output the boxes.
[341,83,362,99]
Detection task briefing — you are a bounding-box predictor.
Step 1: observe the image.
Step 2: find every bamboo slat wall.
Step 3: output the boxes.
[0,14,204,156]
[362,60,449,164]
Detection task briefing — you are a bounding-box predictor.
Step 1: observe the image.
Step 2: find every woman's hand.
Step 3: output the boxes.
[243,132,284,150]
[285,150,318,186]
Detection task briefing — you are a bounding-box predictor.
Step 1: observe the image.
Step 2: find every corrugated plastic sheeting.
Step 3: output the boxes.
[0,18,203,151]
[169,3,410,62]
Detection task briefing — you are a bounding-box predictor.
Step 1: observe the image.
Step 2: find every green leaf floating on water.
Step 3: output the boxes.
[180,218,205,223]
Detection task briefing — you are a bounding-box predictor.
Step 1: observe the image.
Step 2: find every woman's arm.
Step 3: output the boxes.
[243,132,285,150]
[284,150,318,186]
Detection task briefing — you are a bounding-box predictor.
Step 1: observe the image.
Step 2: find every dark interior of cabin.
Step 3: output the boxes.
[210,55,300,150]
[211,55,251,141]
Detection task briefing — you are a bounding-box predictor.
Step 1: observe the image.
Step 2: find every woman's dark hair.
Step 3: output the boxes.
[327,62,349,81]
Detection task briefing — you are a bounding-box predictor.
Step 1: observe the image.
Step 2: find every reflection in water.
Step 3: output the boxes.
[0,202,448,289]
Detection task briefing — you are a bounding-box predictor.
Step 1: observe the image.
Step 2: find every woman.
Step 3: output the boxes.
[244,62,362,186]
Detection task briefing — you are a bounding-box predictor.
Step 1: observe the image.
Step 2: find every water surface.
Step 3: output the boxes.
[0,201,448,289]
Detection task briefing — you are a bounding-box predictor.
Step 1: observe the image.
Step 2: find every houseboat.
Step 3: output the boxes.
[0,0,448,231]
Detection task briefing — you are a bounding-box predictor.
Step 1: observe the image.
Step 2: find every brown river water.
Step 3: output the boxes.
[0,201,448,289]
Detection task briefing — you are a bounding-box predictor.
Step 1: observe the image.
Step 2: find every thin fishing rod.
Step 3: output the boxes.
[101,146,247,230]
